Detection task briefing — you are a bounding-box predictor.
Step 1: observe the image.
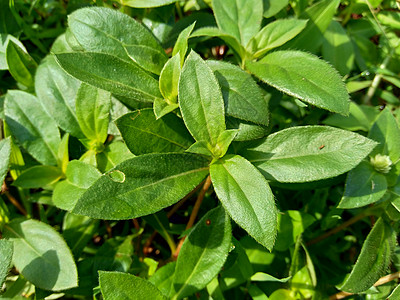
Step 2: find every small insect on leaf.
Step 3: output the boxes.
[205,219,211,226]
[319,145,325,150]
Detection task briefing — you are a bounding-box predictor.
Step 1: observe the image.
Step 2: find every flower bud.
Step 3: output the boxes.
[370,154,392,174]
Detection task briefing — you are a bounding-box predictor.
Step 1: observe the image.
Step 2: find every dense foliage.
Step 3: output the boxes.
[0,0,400,299]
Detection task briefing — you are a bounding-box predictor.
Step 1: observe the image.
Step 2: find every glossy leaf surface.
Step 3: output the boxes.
[3,219,78,291]
[171,206,231,299]
[210,155,277,250]
[242,126,377,182]
[246,50,350,115]
[72,153,209,219]
[178,51,225,147]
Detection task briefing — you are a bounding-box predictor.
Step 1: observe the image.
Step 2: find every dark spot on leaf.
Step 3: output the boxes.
[205,219,211,226]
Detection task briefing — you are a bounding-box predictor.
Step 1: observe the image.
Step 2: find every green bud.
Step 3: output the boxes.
[370,154,392,174]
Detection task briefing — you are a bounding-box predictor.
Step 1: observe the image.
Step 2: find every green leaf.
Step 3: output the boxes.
[322,21,355,76]
[119,0,178,8]
[0,239,13,287]
[0,137,11,184]
[3,219,78,291]
[368,108,400,163]
[248,284,269,300]
[35,55,83,138]
[62,213,99,258]
[116,109,193,155]
[99,271,167,300]
[149,262,176,297]
[153,98,179,119]
[388,285,400,299]
[96,141,135,173]
[339,218,396,293]
[0,34,25,70]
[246,50,350,115]
[226,117,268,141]
[76,83,111,145]
[159,54,181,104]
[53,160,102,211]
[5,90,61,166]
[68,7,167,75]
[191,27,246,59]
[55,52,162,103]
[263,0,289,18]
[251,272,290,282]
[6,40,37,89]
[13,165,63,189]
[338,161,387,209]
[283,0,340,53]
[143,212,176,254]
[212,0,263,46]
[207,60,269,126]
[249,19,308,58]
[171,206,231,299]
[172,22,196,66]
[178,51,225,147]
[242,126,377,182]
[72,153,209,219]
[210,155,277,250]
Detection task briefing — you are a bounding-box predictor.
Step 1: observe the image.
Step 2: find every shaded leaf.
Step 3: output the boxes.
[0,137,11,184]
[0,239,13,287]
[13,165,63,189]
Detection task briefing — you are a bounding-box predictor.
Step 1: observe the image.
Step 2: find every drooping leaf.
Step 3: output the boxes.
[210,155,277,250]
[72,153,209,219]
[246,50,350,115]
[76,83,111,145]
[171,206,231,299]
[35,55,83,138]
[5,90,61,166]
[0,137,11,184]
[241,126,377,182]
[339,218,396,293]
[6,40,37,89]
[212,0,263,46]
[3,219,78,291]
[116,108,194,155]
[251,273,290,282]
[53,160,102,211]
[99,271,167,300]
[284,0,340,53]
[249,19,308,58]
[56,52,162,103]
[207,60,269,126]
[172,22,196,66]
[13,165,63,189]
[0,239,13,287]
[368,108,400,163]
[68,7,167,74]
[322,21,355,76]
[178,51,225,147]
[119,0,178,8]
[159,54,181,104]
[338,161,387,209]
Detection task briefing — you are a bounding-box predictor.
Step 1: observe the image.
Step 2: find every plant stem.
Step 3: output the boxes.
[306,212,369,246]
[172,175,212,259]
[329,271,400,299]
[4,191,27,216]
